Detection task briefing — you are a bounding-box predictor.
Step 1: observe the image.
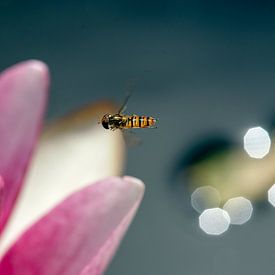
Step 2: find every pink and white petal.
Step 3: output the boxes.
[0,176,145,275]
[0,61,49,232]
[0,103,125,257]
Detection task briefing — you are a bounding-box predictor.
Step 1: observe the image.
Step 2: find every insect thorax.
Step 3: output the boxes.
[109,114,124,129]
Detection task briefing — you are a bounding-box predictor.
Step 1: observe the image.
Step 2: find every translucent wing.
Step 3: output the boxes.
[121,129,142,147]
[118,93,132,114]
[118,77,139,114]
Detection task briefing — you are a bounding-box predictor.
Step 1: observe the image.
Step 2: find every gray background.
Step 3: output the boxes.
[1,1,275,274]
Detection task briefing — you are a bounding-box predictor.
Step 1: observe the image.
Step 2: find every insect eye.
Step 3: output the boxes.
[102,120,109,129]
[101,115,110,129]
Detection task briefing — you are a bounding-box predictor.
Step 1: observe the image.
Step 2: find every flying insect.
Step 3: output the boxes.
[101,94,157,131]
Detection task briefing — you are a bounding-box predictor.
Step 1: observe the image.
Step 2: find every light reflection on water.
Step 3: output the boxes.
[185,125,274,235]
[243,126,271,159]
[191,186,221,213]
[199,208,230,235]
[268,184,275,207]
[223,197,253,225]
[198,197,253,235]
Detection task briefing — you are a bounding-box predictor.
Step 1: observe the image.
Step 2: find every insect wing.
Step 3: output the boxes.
[118,93,132,114]
[121,129,142,147]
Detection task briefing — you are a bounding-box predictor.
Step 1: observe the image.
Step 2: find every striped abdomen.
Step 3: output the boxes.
[124,115,156,129]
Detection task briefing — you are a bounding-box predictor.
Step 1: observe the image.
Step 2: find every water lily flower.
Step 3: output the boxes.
[0,60,145,274]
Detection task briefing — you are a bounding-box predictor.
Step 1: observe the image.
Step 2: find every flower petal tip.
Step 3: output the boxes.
[0,176,145,275]
[95,176,145,208]
[9,60,49,86]
[122,175,145,193]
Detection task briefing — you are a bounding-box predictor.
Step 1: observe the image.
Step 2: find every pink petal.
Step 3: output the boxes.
[0,177,4,216]
[0,176,145,275]
[0,60,49,232]
[0,102,125,257]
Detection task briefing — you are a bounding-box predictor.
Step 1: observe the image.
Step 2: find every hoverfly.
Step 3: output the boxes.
[100,94,157,131]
